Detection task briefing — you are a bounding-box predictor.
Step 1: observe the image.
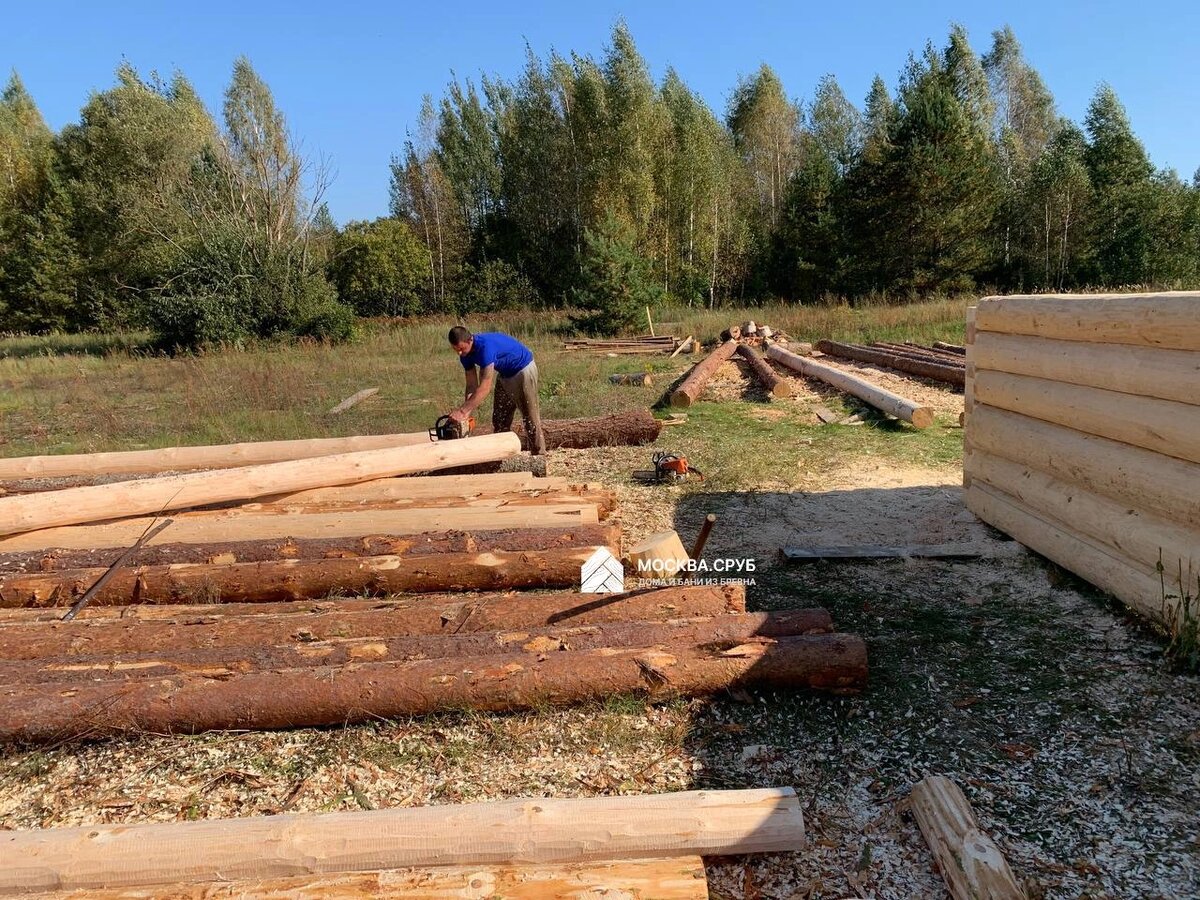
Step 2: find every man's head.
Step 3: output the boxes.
[448,325,473,357]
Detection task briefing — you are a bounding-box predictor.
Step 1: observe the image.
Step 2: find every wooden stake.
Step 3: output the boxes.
[328,388,379,415]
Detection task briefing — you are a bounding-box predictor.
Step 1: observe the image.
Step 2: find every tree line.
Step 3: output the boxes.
[2,24,1198,345]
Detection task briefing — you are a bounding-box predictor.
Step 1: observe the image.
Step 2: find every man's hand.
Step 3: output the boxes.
[448,407,469,423]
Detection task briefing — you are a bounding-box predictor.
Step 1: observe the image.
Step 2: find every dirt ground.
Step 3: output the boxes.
[1,363,1197,899]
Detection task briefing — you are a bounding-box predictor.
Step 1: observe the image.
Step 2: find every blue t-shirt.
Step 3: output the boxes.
[460,332,534,378]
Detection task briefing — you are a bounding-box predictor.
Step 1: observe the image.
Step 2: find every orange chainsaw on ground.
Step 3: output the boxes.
[632,450,705,484]
[429,413,476,441]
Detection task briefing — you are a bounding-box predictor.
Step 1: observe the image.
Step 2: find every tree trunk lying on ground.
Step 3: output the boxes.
[0,634,868,742]
[670,340,738,408]
[0,584,748,658]
[868,342,968,366]
[735,345,792,398]
[0,524,620,574]
[932,341,967,355]
[815,340,965,387]
[35,858,711,900]
[0,610,834,683]
[0,545,604,608]
[476,408,663,450]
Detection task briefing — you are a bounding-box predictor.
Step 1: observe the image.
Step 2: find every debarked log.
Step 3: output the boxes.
[0,584,749,658]
[0,634,869,742]
[0,610,836,683]
[0,546,604,608]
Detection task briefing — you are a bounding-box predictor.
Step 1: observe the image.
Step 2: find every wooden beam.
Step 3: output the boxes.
[0,434,522,538]
[974,291,1200,349]
[328,388,380,415]
[670,340,738,408]
[0,504,599,554]
[815,340,965,387]
[969,404,1200,530]
[0,635,866,742]
[0,432,430,481]
[37,857,711,900]
[735,345,792,398]
[766,343,933,428]
[965,449,1200,614]
[0,610,835,683]
[910,775,1025,900]
[0,584,749,659]
[972,331,1200,406]
[973,370,1200,465]
[0,790,802,893]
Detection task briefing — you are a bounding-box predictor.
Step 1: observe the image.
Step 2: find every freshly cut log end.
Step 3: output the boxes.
[609,373,654,387]
[910,775,1025,900]
[671,341,739,408]
[628,531,691,579]
[0,633,866,742]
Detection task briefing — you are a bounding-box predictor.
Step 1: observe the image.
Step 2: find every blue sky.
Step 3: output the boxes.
[4,1,1198,224]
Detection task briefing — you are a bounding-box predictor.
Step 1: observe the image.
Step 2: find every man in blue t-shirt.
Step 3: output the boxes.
[447,326,547,455]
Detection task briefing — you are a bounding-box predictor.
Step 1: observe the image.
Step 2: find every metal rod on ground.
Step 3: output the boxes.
[61,519,173,621]
[686,514,717,581]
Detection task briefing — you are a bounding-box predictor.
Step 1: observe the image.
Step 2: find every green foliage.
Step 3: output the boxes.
[330,218,429,316]
[457,259,539,313]
[571,213,663,335]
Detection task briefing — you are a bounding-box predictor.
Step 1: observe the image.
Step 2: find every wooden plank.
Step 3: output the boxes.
[973,369,1200,465]
[974,291,1200,349]
[971,331,1200,406]
[767,343,934,428]
[910,775,1025,900]
[0,434,522,538]
[969,403,1200,530]
[328,388,379,415]
[781,543,1018,561]
[0,790,801,894]
[0,432,431,481]
[38,857,711,900]
[811,404,841,424]
[0,505,599,554]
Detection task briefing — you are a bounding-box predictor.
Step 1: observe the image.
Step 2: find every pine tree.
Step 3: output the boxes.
[571,212,663,334]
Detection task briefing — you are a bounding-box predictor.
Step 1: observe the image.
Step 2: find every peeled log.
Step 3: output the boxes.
[0,433,431,481]
[973,369,1200,465]
[766,343,934,428]
[671,340,739,408]
[0,545,602,608]
[0,584,749,659]
[909,775,1024,900]
[0,434,522,538]
[0,610,835,683]
[815,340,965,387]
[0,524,620,574]
[0,634,868,742]
[477,409,663,451]
[974,291,1200,349]
[36,858,711,900]
[969,404,1200,530]
[0,790,800,893]
[735,345,792,398]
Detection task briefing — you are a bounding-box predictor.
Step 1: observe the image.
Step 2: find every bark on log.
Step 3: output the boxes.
[964,450,1200,614]
[670,340,739,408]
[869,342,968,366]
[909,776,1025,900]
[766,343,934,428]
[973,370,1200,465]
[609,373,654,387]
[974,291,1200,349]
[815,340,965,387]
[0,584,749,658]
[0,433,431,481]
[0,524,620,574]
[0,634,868,742]
[474,409,662,450]
[0,611,835,683]
[0,434,522,538]
[0,545,604,608]
[971,332,1200,406]
[932,341,967,355]
[0,504,600,554]
[0,789,800,893]
[37,858,711,900]
[735,345,792,398]
[966,483,1171,626]
[969,404,1200,530]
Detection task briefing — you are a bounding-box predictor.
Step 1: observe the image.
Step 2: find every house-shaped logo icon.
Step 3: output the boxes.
[580,547,624,593]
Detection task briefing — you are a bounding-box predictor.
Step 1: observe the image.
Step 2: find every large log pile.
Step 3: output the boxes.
[963,291,1200,629]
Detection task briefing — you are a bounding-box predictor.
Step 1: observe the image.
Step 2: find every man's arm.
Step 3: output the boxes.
[453,364,495,421]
